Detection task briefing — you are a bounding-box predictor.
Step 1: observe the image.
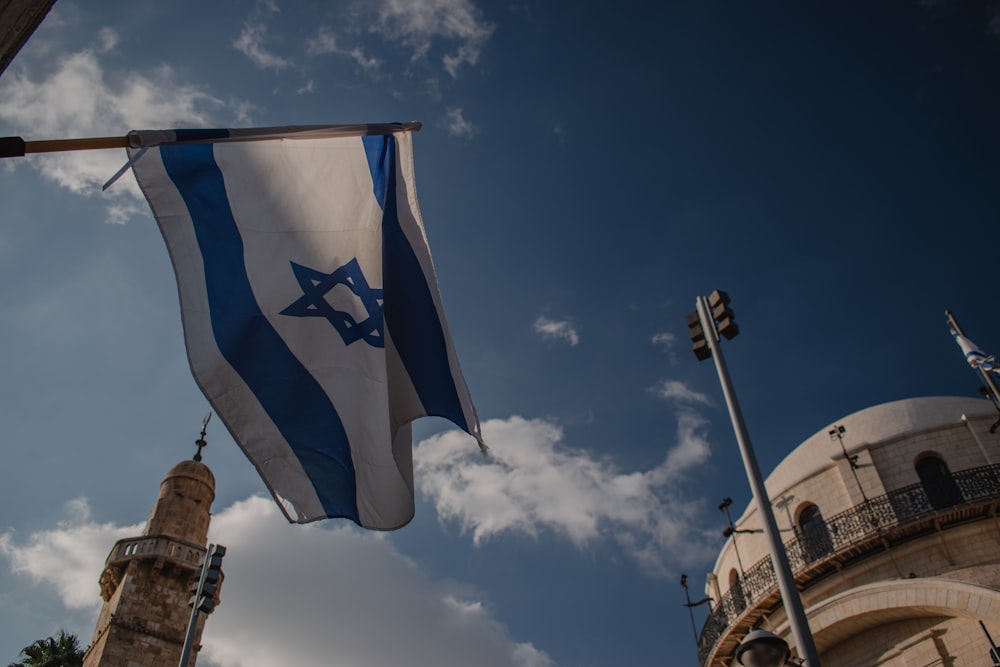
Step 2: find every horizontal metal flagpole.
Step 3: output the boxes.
[0,122,423,159]
[0,135,128,157]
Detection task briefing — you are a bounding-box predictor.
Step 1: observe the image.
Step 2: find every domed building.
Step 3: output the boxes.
[697,396,1000,666]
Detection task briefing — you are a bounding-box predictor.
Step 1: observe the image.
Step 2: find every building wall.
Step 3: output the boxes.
[84,560,207,667]
[700,396,1000,667]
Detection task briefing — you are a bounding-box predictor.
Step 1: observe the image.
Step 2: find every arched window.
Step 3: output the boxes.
[798,503,832,561]
[916,453,963,510]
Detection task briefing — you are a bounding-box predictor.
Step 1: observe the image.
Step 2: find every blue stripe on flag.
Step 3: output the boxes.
[365,135,472,433]
[173,129,232,143]
[160,144,360,523]
[363,136,390,209]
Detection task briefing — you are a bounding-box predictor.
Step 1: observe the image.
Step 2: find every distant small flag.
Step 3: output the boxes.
[951,327,997,373]
[129,125,483,530]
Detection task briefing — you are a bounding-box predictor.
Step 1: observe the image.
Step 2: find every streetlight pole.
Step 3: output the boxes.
[681,574,712,647]
[688,291,821,666]
[720,497,759,577]
[828,425,869,505]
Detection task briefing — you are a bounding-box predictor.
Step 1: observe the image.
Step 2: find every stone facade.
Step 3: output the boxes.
[82,460,221,667]
[698,396,1000,666]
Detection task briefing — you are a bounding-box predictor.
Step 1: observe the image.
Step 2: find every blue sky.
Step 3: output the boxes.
[0,1,999,665]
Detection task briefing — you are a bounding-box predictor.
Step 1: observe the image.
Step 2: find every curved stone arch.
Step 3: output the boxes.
[914,449,948,465]
[793,501,819,526]
[772,578,1000,653]
[913,451,963,510]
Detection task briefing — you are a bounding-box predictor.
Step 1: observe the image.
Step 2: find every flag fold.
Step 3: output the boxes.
[951,327,997,373]
[130,127,482,530]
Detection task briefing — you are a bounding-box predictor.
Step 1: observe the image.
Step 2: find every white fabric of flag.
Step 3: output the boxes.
[130,128,483,530]
[951,328,997,373]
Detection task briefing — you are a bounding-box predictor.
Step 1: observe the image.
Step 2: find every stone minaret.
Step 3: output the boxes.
[82,454,221,667]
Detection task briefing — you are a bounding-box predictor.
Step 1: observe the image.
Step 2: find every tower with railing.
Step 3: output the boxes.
[695,396,1000,666]
[82,455,220,667]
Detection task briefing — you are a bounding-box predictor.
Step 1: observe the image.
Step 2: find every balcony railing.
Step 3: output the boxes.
[697,462,1000,666]
[105,535,205,569]
[97,534,207,602]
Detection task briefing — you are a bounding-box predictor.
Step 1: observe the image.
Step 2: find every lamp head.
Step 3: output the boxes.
[680,574,688,589]
[736,629,791,667]
[719,497,733,511]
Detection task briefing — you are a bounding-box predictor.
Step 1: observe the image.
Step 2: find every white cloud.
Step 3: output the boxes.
[96,27,119,53]
[533,316,579,346]
[0,497,552,667]
[414,415,718,575]
[651,332,678,365]
[306,26,338,54]
[233,23,293,71]
[232,0,292,71]
[649,379,711,406]
[372,0,495,77]
[306,27,381,72]
[445,107,478,139]
[0,48,247,222]
[651,332,676,349]
[0,499,139,611]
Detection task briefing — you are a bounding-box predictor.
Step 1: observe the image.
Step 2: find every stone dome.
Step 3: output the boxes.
[759,395,996,505]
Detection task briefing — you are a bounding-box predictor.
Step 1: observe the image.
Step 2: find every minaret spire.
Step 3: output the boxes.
[194,412,211,462]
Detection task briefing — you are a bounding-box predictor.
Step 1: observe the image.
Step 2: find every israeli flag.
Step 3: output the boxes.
[130,128,483,529]
[951,328,997,373]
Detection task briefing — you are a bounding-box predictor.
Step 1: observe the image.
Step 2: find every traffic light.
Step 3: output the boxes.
[685,310,711,361]
[189,544,226,614]
[686,291,741,361]
[708,289,739,340]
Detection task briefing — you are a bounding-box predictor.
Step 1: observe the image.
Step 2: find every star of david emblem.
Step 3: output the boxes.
[280,258,385,348]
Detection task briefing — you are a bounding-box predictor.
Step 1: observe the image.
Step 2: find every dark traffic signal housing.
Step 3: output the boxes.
[189,543,226,614]
[686,289,739,361]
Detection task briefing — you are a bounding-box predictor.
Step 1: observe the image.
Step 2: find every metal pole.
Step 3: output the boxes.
[681,576,701,646]
[696,295,821,666]
[830,427,870,505]
[979,620,1000,665]
[179,548,209,667]
[946,309,1000,413]
[962,414,993,465]
[721,503,748,577]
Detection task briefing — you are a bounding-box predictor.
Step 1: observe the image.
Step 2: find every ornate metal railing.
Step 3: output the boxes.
[697,462,1000,665]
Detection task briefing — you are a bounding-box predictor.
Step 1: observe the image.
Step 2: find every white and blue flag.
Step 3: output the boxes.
[951,327,997,373]
[129,125,483,530]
